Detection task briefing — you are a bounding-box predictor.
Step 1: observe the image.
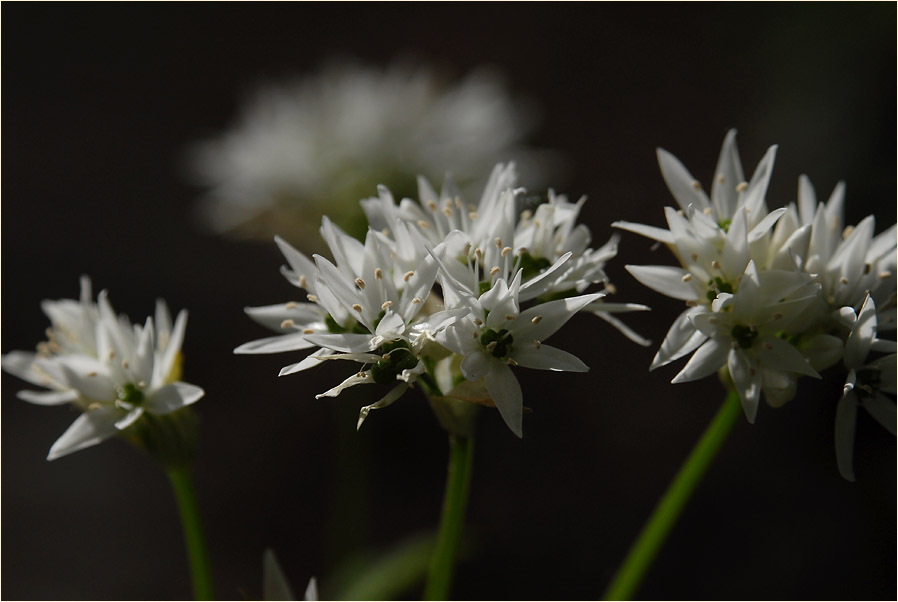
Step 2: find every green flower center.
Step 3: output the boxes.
[370,339,418,384]
[731,324,758,349]
[518,252,552,280]
[117,382,144,404]
[480,327,514,359]
[706,276,735,302]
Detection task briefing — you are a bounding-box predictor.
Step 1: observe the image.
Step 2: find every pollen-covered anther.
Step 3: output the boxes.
[490,266,500,276]
[495,237,503,249]
[462,243,472,255]
[443,207,453,217]
[87,371,97,377]
[842,225,854,239]
[285,301,298,309]
[685,299,699,307]
[505,314,515,321]
[474,318,483,326]
[605,283,617,294]
[45,327,55,340]
[108,350,116,359]
[501,246,512,257]
[299,275,308,288]
[716,173,725,184]
[307,294,318,303]
[455,197,464,209]
[711,260,721,269]
[692,180,702,191]
[381,301,393,310]
[303,329,315,335]
[281,319,295,329]
[88,402,103,411]
[880,271,892,280]
[427,201,438,211]
[485,341,498,352]
[840,277,850,285]
[122,360,130,369]
[468,211,478,220]
[520,209,533,221]
[691,253,699,262]
[531,315,543,324]
[403,271,414,282]
[507,358,519,366]
[355,278,366,289]
[352,304,363,312]
[682,273,693,282]
[736,181,748,192]
[703,207,713,216]
[533,340,541,349]
[676,210,684,217]
[412,297,421,304]
[138,381,147,388]
[475,248,483,260]
[417,220,430,229]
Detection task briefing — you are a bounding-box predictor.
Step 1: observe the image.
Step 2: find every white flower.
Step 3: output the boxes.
[671,261,821,421]
[262,549,317,601]
[834,295,897,481]
[2,280,204,460]
[435,272,601,436]
[190,61,550,244]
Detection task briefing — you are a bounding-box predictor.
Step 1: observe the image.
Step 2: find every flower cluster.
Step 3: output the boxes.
[615,130,896,479]
[236,162,648,436]
[190,61,553,247]
[1,277,205,461]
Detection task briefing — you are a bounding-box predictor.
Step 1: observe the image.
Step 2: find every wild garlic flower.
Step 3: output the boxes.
[2,278,205,461]
[190,61,550,247]
[616,129,896,477]
[237,162,647,436]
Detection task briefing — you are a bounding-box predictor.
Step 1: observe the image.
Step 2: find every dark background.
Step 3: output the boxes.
[2,3,895,600]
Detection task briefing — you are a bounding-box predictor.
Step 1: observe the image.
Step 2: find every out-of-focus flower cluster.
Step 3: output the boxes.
[237,163,648,437]
[190,61,555,249]
[615,129,896,480]
[1,278,205,462]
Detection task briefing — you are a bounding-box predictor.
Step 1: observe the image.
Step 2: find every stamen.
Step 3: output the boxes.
[520,209,533,221]
[299,275,308,288]
[716,173,725,184]
[374,268,383,279]
[108,350,115,359]
[531,316,543,324]
[355,278,366,289]
[427,201,438,211]
[475,248,483,260]
[474,318,483,326]
[352,304,363,312]
[138,381,147,388]
[403,271,414,282]
[303,329,315,335]
[121,360,130,369]
[682,273,693,282]
[468,211,478,220]
[880,271,892,280]
[533,340,541,349]
[691,253,699,262]
[412,297,421,304]
[455,197,464,209]
[88,402,102,411]
[87,371,97,377]
[443,207,453,217]
[281,319,295,329]
[863,263,872,275]
[285,301,298,310]
[462,243,472,255]
[381,301,393,310]
[501,246,512,257]
[691,180,702,191]
[490,266,500,276]
[736,181,748,192]
[703,207,713,216]
[711,260,721,269]
[840,277,849,285]
[417,220,430,229]
[505,314,515,321]
[486,341,498,351]
[507,358,519,366]
[842,225,854,239]
[307,294,318,303]
[495,237,503,249]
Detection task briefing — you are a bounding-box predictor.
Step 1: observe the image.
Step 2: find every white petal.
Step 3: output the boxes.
[844,295,876,368]
[510,293,603,342]
[728,348,761,423]
[512,343,588,372]
[303,333,374,354]
[357,384,408,430]
[146,382,205,414]
[757,335,819,378]
[801,334,843,371]
[711,129,744,220]
[47,406,123,460]
[18,389,78,405]
[590,311,652,347]
[611,220,674,245]
[656,147,710,211]
[460,351,492,381]
[279,348,336,377]
[863,393,896,435]
[234,332,316,354]
[1,351,46,386]
[651,307,708,370]
[625,265,698,301]
[870,354,896,394]
[747,208,787,243]
[315,372,375,398]
[305,577,319,601]
[59,363,116,402]
[115,407,145,430]
[484,363,523,438]
[835,391,858,482]
[672,338,728,384]
[159,309,188,383]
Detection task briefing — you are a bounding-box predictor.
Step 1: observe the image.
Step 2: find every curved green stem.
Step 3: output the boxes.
[604,389,742,601]
[425,433,474,600]
[167,465,214,600]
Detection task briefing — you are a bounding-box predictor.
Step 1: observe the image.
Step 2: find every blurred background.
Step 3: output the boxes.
[2,3,895,600]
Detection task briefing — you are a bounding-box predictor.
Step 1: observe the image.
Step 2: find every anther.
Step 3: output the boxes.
[307,294,318,303]
[495,237,503,249]
[716,173,725,184]
[417,220,430,229]
[138,381,147,388]
[87,371,97,377]
[486,341,498,351]
[352,304,363,312]
[285,301,298,309]
[474,318,483,326]
[880,271,892,280]
[427,201,438,211]
[88,402,102,411]
[863,263,872,275]
[736,181,748,192]
[520,209,533,221]
[374,268,383,279]
[505,314,515,321]
[475,248,483,260]
[468,211,478,220]
[531,316,543,324]
[507,358,519,366]
[533,340,541,349]
[108,350,115,359]
[281,319,295,329]
[299,275,308,288]
[455,198,464,209]
[403,271,414,281]
[355,278,366,289]
[462,243,472,255]
[691,180,702,191]
[840,277,849,285]
[121,360,130,369]
[682,274,693,282]
[691,254,699,262]
[501,246,512,257]
[703,207,713,216]
[303,329,315,335]
[490,266,500,276]
[711,260,721,269]
[842,225,854,239]
[443,207,453,217]
[412,297,421,304]
[381,301,393,310]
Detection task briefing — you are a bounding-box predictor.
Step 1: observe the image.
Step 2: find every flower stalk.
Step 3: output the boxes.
[167,465,214,601]
[604,389,742,601]
[425,433,474,601]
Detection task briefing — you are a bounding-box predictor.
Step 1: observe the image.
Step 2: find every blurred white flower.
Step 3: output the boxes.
[262,549,317,601]
[190,61,553,247]
[2,279,204,460]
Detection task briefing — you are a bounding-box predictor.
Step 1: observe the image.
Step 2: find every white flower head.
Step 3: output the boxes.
[190,61,551,246]
[2,279,205,460]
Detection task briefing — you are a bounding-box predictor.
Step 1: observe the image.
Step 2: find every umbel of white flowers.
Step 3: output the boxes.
[236,162,649,437]
[615,129,896,480]
[190,61,554,246]
[1,277,205,463]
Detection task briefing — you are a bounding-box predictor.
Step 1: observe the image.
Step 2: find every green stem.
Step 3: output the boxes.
[167,465,214,600]
[604,389,742,601]
[425,433,474,600]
